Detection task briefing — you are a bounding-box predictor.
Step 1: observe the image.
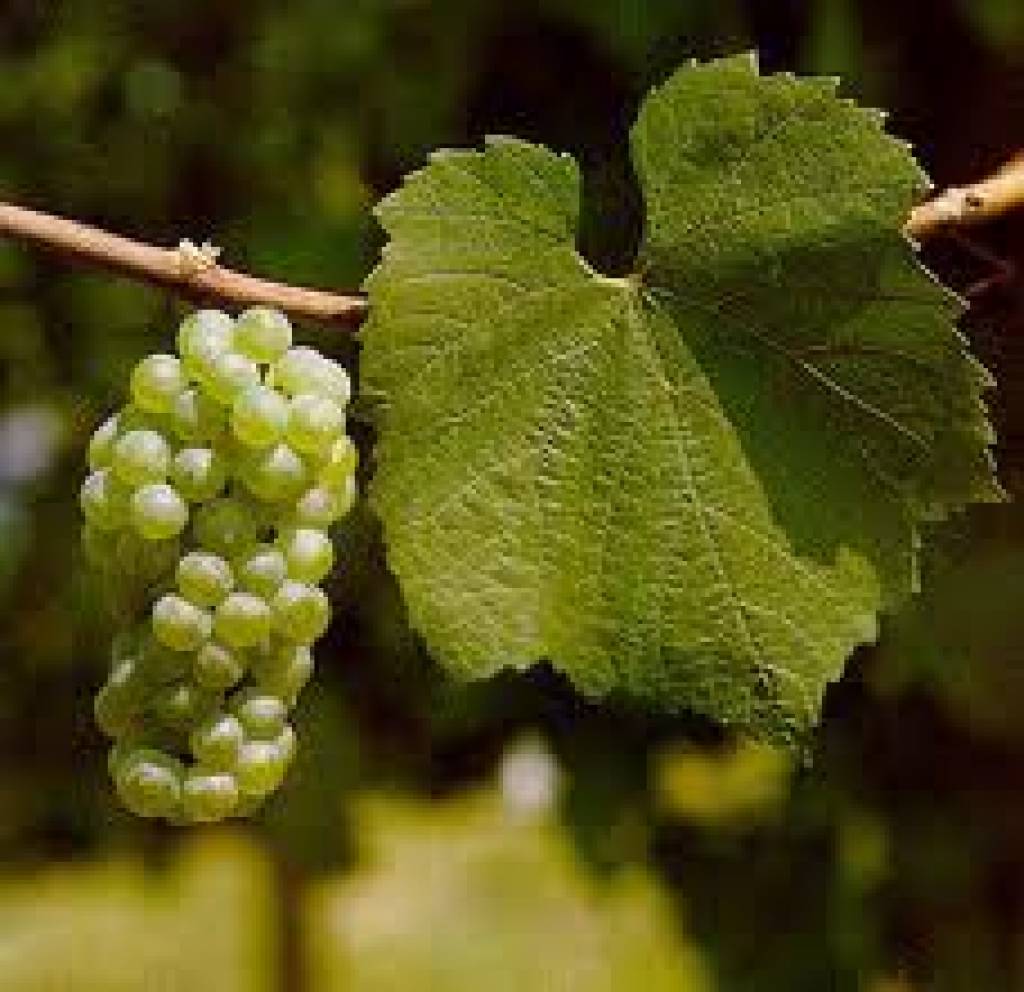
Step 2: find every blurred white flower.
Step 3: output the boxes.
[500,736,560,818]
[0,404,63,485]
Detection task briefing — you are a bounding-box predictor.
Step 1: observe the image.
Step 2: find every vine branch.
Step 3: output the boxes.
[0,201,368,328]
[2,157,1023,323]
[906,155,1024,240]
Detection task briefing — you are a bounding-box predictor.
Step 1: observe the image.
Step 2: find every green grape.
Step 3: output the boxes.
[177,551,234,607]
[131,354,185,413]
[87,413,120,470]
[280,527,334,584]
[80,469,130,531]
[193,641,245,691]
[116,529,182,590]
[271,580,330,643]
[317,435,358,486]
[235,739,290,797]
[152,593,212,651]
[251,644,313,703]
[231,384,288,448]
[292,482,352,529]
[94,658,146,738]
[131,483,188,540]
[286,393,343,456]
[152,681,211,729]
[112,429,170,486]
[85,309,352,822]
[235,544,287,598]
[117,404,167,435]
[234,307,292,363]
[183,772,239,822]
[178,309,234,377]
[107,741,131,781]
[171,447,227,502]
[81,522,112,569]
[114,747,184,819]
[138,634,192,682]
[190,711,245,768]
[169,387,225,442]
[231,691,287,740]
[204,350,261,405]
[214,592,272,648]
[273,347,351,405]
[275,723,297,766]
[193,497,259,558]
[239,442,308,501]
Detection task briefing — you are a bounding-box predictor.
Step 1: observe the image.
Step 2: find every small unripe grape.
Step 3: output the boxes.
[317,435,358,486]
[169,387,225,442]
[153,681,210,728]
[87,413,120,470]
[138,634,192,681]
[273,347,350,405]
[275,723,297,766]
[214,592,272,648]
[292,481,353,529]
[236,545,287,598]
[235,740,289,797]
[183,772,239,822]
[131,354,185,413]
[116,529,182,589]
[193,641,245,691]
[108,741,131,780]
[204,351,261,405]
[190,712,245,768]
[280,527,334,584]
[112,429,170,486]
[251,644,313,702]
[271,580,330,643]
[240,443,308,502]
[286,393,343,456]
[193,497,259,559]
[152,593,212,651]
[178,309,234,375]
[232,691,287,740]
[232,385,288,448]
[131,483,188,540]
[114,748,183,819]
[117,404,167,435]
[81,523,112,569]
[94,658,145,738]
[171,446,227,502]
[234,307,292,363]
[177,551,234,607]
[80,469,131,531]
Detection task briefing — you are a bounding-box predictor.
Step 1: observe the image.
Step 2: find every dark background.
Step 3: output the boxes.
[2,1,1024,989]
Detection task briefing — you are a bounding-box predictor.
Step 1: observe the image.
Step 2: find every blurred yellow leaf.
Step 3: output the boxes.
[0,833,276,992]
[655,741,792,827]
[305,786,713,991]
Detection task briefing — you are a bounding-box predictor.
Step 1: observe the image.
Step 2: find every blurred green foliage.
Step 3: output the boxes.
[2,1,1024,990]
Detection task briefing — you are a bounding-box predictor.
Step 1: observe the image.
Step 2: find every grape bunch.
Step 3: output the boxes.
[80,308,356,823]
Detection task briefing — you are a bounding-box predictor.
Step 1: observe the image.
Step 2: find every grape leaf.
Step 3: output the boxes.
[361,54,1000,743]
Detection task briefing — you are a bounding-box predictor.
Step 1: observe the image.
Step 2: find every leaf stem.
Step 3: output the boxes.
[0,201,368,329]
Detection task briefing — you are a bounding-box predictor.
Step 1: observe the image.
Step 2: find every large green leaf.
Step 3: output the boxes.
[361,54,1000,742]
